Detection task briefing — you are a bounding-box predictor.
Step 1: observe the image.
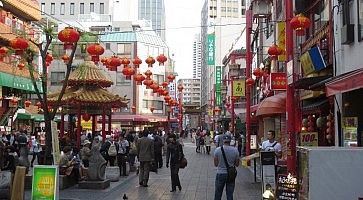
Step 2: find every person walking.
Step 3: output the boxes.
[214,135,240,200]
[30,136,40,167]
[205,131,212,155]
[153,132,163,168]
[117,134,129,176]
[166,134,183,192]
[136,130,155,187]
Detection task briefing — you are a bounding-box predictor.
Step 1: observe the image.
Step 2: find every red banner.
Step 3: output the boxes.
[270,72,287,90]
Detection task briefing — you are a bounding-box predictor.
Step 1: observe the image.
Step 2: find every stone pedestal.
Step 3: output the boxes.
[78,180,110,189]
[105,167,119,182]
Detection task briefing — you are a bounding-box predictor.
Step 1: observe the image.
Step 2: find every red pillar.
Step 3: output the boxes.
[245,9,252,157]
[285,0,297,174]
[231,79,235,134]
[167,110,170,133]
[108,114,112,134]
[60,110,64,138]
[92,115,96,133]
[102,108,106,141]
[76,106,81,148]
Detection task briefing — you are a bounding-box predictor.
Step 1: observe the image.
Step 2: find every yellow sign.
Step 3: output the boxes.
[300,52,314,75]
[232,80,245,97]
[277,22,286,61]
[300,132,318,146]
[81,120,92,130]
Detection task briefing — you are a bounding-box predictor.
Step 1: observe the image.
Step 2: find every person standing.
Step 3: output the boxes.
[214,135,240,200]
[100,136,119,166]
[117,135,129,176]
[30,136,40,167]
[166,134,183,192]
[205,131,212,155]
[261,130,282,159]
[136,130,154,187]
[153,132,163,168]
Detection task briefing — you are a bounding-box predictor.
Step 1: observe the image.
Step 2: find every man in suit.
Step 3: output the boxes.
[137,130,155,187]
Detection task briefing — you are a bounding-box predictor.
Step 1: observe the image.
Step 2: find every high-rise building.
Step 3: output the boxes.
[138,0,166,40]
[193,34,202,79]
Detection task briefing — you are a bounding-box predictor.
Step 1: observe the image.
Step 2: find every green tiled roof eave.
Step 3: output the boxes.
[100,32,137,42]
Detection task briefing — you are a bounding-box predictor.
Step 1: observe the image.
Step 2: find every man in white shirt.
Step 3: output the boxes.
[261,130,282,159]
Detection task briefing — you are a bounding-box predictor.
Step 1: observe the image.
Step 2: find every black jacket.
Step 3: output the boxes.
[166,142,184,165]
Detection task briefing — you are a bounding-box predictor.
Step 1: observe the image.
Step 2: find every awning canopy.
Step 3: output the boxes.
[256,92,286,116]
[0,72,43,93]
[326,69,363,96]
[294,75,332,90]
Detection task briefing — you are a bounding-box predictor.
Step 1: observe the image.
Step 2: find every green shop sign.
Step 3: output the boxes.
[207,34,215,65]
[215,66,222,107]
[32,166,58,200]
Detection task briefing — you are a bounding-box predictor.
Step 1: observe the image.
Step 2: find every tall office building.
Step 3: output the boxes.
[138,0,166,40]
[193,34,202,79]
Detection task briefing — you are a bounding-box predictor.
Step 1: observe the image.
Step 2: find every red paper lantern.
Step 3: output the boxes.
[134,73,146,85]
[214,107,221,114]
[10,37,29,55]
[156,54,167,66]
[10,97,18,105]
[158,88,166,96]
[162,90,169,96]
[145,56,155,67]
[101,57,108,65]
[144,70,153,77]
[267,44,282,59]
[161,81,169,88]
[132,56,142,68]
[0,47,8,61]
[253,68,264,78]
[82,113,91,122]
[150,106,155,113]
[167,74,176,83]
[131,106,136,113]
[57,27,80,49]
[62,54,70,64]
[164,95,171,102]
[177,84,184,92]
[246,78,255,86]
[143,77,154,89]
[121,57,131,67]
[46,53,53,63]
[87,43,105,64]
[150,83,160,92]
[122,66,135,80]
[290,14,311,36]
[108,56,121,71]
[17,63,26,70]
[36,101,42,109]
[24,100,32,107]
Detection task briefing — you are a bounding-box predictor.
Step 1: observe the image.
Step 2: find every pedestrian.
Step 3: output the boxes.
[80,140,92,167]
[195,131,201,153]
[214,135,240,200]
[153,132,163,168]
[117,134,129,176]
[30,136,40,167]
[205,131,212,155]
[166,134,183,192]
[199,135,206,153]
[136,130,155,187]
[100,135,119,166]
[261,130,282,158]
[127,131,137,167]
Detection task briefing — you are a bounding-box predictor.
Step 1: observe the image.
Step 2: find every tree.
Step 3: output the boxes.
[20,27,80,162]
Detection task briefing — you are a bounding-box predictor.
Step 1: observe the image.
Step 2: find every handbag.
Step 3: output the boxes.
[179,157,188,169]
[221,146,237,183]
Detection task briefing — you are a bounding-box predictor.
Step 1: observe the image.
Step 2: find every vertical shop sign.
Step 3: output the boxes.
[207,34,215,65]
[232,79,246,97]
[215,66,222,106]
[277,22,286,61]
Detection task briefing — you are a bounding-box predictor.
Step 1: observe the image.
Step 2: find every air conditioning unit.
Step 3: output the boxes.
[341,24,354,45]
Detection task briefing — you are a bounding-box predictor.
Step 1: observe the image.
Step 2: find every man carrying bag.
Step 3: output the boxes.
[213,135,240,200]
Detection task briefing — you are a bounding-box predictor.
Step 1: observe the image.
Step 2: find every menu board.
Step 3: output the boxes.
[276,174,298,200]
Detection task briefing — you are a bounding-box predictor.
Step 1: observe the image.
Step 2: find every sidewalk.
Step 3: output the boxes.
[25,140,261,200]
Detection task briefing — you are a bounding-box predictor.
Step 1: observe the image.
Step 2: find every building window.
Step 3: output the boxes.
[114,27,120,31]
[51,3,55,15]
[41,3,45,15]
[312,0,329,33]
[80,3,84,14]
[90,3,95,13]
[241,8,246,15]
[51,72,65,85]
[60,3,65,15]
[153,74,164,84]
[142,100,163,110]
[100,3,104,14]
[117,43,132,55]
[116,72,131,86]
[106,43,111,50]
[70,3,75,15]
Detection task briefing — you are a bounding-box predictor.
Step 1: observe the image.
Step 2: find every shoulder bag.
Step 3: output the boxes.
[221,146,237,183]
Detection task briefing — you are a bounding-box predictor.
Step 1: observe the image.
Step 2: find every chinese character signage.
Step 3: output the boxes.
[207,34,215,65]
[276,174,298,200]
[270,72,287,90]
[277,22,286,61]
[300,47,327,76]
[232,79,245,97]
[32,166,58,200]
[215,66,222,106]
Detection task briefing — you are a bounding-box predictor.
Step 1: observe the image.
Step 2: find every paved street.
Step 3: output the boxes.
[25,140,261,200]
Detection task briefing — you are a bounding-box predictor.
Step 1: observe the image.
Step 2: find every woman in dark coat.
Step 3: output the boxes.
[166,134,184,192]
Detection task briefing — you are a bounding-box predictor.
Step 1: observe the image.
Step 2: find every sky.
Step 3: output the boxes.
[165,0,204,79]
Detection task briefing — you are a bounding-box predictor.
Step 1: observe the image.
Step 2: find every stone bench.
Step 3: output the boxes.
[105,166,119,182]
[25,174,77,190]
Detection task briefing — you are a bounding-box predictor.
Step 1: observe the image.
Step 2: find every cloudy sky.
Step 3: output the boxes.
[165,0,204,78]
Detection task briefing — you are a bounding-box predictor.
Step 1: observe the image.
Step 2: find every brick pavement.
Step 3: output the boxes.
[25,140,261,200]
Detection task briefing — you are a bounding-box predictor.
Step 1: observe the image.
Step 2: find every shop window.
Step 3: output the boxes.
[51,72,65,85]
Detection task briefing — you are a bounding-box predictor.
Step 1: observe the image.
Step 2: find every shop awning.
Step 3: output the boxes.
[0,72,43,92]
[294,75,332,90]
[256,92,286,116]
[32,114,45,122]
[17,112,32,120]
[325,69,363,96]
[302,99,329,114]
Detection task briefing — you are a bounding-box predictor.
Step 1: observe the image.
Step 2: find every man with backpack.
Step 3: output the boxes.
[101,135,119,166]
